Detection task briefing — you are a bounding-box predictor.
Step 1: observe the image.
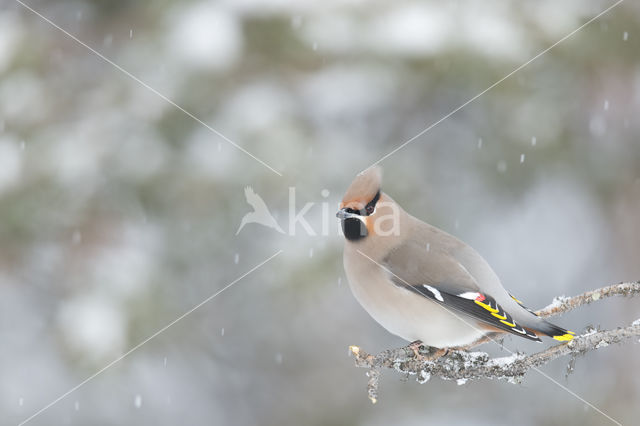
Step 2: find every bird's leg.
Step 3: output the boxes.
[408,341,447,361]
[408,340,426,359]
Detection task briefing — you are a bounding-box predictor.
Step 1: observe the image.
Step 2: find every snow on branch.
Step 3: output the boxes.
[348,282,640,404]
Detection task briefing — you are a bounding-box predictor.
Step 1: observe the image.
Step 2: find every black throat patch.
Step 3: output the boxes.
[342,216,368,241]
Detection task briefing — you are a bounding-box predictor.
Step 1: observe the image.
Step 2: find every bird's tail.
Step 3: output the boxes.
[532,320,576,342]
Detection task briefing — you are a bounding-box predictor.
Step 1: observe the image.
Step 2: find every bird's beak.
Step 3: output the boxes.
[336,208,360,220]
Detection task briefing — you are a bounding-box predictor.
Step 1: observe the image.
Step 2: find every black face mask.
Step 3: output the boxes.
[341,190,380,241]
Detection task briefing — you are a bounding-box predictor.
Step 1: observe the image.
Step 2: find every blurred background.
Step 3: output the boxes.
[1,0,639,424]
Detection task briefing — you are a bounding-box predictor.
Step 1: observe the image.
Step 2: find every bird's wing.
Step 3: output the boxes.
[383,238,479,295]
[383,239,541,341]
[244,186,269,211]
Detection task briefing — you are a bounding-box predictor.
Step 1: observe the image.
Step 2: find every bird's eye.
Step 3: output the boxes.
[364,190,380,215]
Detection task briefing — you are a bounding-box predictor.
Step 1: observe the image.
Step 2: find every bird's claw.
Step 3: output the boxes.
[408,341,448,362]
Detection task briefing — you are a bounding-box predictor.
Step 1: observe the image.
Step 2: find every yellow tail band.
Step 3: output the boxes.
[553,333,575,342]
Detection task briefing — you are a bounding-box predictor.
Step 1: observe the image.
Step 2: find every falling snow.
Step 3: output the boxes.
[589,116,606,136]
[72,230,82,245]
[104,34,113,47]
[4,3,637,424]
[291,15,303,29]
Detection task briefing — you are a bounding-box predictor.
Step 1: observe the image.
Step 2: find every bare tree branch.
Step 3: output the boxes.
[535,282,640,317]
[348,282,640,403]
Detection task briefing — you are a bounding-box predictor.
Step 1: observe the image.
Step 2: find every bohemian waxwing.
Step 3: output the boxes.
[336,166,574,348]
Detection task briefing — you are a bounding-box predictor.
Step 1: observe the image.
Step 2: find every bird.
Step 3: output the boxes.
[336,166,574,349]
[236,186,284,235]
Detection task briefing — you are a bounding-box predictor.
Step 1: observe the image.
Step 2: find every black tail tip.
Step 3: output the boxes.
[539,321,576,342]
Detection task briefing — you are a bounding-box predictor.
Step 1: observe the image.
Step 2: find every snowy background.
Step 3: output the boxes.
[1,0,640,425]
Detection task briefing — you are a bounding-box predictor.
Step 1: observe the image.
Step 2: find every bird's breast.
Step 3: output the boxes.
[343,245,487,348]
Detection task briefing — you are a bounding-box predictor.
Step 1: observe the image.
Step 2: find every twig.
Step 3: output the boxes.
[535,282,640,318]
[349,282,640,403]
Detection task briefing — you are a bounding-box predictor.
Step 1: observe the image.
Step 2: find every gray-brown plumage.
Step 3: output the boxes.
[337,167,574,348]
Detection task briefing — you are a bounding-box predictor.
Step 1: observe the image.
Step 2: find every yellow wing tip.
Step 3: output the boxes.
[474,299,499,313]
[491,312,507,320]
[553,333,575,342]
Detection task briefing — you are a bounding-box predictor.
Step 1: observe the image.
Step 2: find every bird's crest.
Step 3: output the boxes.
[342,166,382,209]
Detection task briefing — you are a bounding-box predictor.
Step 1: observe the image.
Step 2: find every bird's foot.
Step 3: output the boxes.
[408,341,448,362]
